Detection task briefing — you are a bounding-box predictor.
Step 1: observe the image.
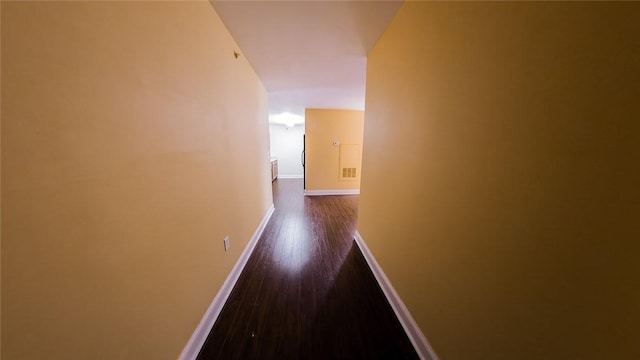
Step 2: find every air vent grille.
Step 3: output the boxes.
[342,168,357,178]
[339,144,360,181]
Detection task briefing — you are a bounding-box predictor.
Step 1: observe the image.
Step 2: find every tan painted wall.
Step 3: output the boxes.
[358,2,640,359]
[1,2,272,359]
[305,109,364,191]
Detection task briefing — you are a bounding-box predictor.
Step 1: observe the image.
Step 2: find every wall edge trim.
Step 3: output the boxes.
[304,189,360,196]
[354,231,439,360]
[179,204,276,360]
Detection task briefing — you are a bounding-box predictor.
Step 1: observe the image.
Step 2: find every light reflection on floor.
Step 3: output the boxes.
[272,212,311,273]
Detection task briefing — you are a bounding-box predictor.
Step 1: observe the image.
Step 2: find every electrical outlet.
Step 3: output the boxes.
[223,236,230,251]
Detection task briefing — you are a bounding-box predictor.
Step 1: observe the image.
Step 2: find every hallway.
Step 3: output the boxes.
[197,179,418,359]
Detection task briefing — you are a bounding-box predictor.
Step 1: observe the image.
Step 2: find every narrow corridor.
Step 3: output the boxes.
[197,179,418,359]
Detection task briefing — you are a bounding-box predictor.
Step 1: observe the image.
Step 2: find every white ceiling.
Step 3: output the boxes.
[210,0,403,124]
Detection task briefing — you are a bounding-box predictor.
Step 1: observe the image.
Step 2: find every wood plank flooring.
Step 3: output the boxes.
[197,179,418,359]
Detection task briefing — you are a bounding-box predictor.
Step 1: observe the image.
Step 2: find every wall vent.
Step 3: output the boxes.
[339,144,361,181]
[342,167,357,178]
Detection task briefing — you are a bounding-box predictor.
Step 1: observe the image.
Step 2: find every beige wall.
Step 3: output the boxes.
[305,109,364,191]
[1,2,272,359]
[358,2,640,359]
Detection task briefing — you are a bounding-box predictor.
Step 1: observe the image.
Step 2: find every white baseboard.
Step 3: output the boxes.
[304,189,360,196]
[354,231,439,360]
[277,175,303,179]
[179,204,276,360]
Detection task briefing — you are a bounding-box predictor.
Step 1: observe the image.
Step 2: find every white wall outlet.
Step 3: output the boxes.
[223,236,230,251]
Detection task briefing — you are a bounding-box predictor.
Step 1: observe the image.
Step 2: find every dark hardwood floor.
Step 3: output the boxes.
[197,179,418,360]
